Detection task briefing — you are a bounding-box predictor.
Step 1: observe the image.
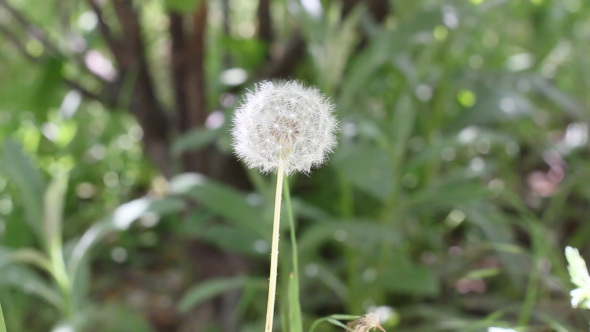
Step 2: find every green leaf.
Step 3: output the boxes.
[333,144,393,201]
[465,205,527,287]
[0,265,63,309]
[147,197,186,216]
[32,57,64,114]
[9,248,52,273]
[178,276,265,313]
[379,254,439,296]
[1,139,45,239]
[170,174,269,237]
[339,10,441,112]
[299,220,401,258]
[451,87,533,129]
[197,225,266,256]
[401,178,489,213]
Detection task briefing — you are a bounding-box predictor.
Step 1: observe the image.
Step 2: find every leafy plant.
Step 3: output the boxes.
[0,139,158,331]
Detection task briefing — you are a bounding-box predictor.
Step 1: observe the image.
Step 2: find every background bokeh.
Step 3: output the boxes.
[1,0,590,331]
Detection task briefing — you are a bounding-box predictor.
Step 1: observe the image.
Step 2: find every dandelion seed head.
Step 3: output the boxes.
[231,80,339,175]
[346,313,386,332]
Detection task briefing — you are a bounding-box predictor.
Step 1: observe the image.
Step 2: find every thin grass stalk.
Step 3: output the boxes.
[283,177,302,332]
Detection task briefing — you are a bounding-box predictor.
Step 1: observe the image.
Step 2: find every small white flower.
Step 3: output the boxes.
[488,328,518,332]
[565,246,590,309]
[231,80,338,175]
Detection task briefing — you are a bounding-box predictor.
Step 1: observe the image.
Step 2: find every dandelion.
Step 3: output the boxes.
[232,80,338,332]
[346,313,386,332]
[232,80,338,175]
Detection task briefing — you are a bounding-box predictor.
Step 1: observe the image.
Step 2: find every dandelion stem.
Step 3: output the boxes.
[265,163,285,332]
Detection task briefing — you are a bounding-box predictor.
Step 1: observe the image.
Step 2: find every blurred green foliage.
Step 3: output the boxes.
[1,0,590,331]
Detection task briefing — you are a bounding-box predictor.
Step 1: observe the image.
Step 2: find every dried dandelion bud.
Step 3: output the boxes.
[346,313,386,332]
[231,80,339,175]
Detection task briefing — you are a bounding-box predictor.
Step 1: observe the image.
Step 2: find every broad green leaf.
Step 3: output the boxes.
[530,76,584,119]
[68,197,154,284]
[147,197,186,215]
[339,10,441,112]
[451,87,534,129]
[67,221,115,283]
[0,265,63,309]
[1,139,45,239]
[465,205,527,287]
[299,220,401,258]
[170,174,269,237]
[305,5,363,94]
[333,144,393,201]
[401,178,489,213]
[379,254,439,296]
[32,57,64,114]
[197,225,266,256]
[178,276,265,313]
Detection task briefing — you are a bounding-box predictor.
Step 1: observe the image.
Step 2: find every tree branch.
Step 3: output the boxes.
[257,0,273,44]
[0,0,60,53]
[181,0,209,173]
[112,0,172,176]
[86,0,125,66]
[0,22,112,105]
[169,12,188,133]
[0,0,116,86]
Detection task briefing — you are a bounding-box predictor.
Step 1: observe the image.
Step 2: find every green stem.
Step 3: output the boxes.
[283,177,299,284]
[0,300,7,332]
[49,242,73,317]
[283,177,303,332]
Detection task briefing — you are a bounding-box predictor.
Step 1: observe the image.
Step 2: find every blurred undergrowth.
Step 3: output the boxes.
[0,0,590,331]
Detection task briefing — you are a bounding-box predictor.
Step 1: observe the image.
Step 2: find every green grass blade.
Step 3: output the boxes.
[288,273,303,332]
[0,300,7,332]
[283,178,302,332]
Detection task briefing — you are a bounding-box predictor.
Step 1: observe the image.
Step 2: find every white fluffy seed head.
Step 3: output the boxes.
[231,80,339,175]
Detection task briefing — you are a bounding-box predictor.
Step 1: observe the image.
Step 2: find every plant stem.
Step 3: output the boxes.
[265,164,285,332]
[283,177,299,289]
